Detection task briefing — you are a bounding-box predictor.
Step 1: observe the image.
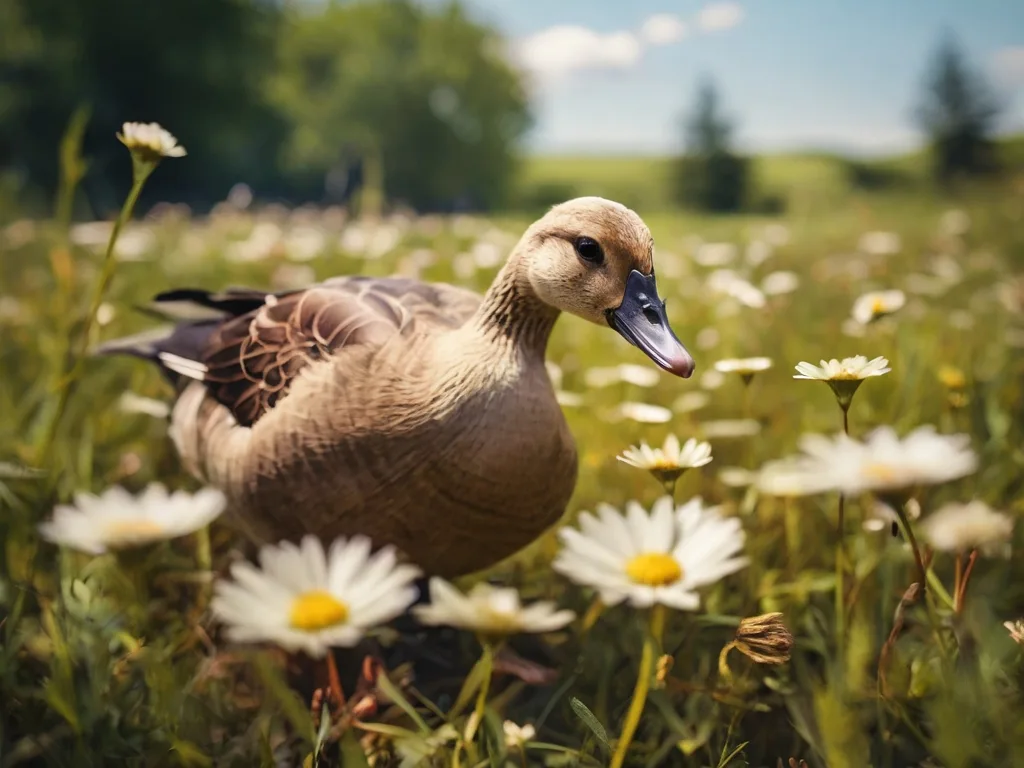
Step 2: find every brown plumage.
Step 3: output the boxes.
[103,197,694,576]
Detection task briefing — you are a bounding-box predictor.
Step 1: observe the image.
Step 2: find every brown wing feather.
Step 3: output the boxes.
[198,277,481,427]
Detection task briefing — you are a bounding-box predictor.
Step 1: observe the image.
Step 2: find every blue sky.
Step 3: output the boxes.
[446,0,1024,155]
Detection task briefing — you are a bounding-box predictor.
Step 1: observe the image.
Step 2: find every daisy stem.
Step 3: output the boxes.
[35,164,154,468]
[892,503,951,658]
[466,640,495,746]
[955,549,978,614]
[835,404,849,666]
[610,604,665,768]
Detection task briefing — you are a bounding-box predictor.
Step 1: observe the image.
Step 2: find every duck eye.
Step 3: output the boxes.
[574,236,604,265]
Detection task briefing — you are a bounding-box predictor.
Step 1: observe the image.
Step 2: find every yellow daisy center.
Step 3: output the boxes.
[625,553,683,586]
[871,297,886,314]
[105,519,166,541]
[862,463,900,483]
[289,590,349,631]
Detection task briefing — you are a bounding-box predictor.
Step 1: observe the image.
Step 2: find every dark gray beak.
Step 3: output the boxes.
[606,270,695,378]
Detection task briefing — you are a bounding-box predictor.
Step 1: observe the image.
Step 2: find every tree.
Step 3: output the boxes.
[915,33,1002,184]
[0,0,287,214]
[671,77,749,213]
[271,0,532,212]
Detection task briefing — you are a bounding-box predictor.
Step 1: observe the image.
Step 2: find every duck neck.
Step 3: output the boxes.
[472,253,559,360]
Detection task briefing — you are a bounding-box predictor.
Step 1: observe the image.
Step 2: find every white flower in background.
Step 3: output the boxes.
[1004,620,1024,645]
[930,254,964,286]
[939,209,970,237]
[852,289,906,324]
[211,535,420,657]
[793,355,891,409]
[95,302,116,326]
[615,402,673,424]
[39,483,224,554]
[714,357,773,384]
[554,497,747,609]
[761,270,800,296]
[412,579,575,635]
[754,458,835,497]
[904,273,947,297]
[118,392,171,419]
[702,419,762,439]
[694,242,738,267]
[695,326,720,350]
[117,122,187,160]
[584,364,659,389]
[745,239,773,267]
[948,310,974,330]
[857,231,901,256]
[841,317,868,338]
[618,435,712,486]
[920,501,1014,556]
[672,391,710,414]
[556,390,584,407]
[793,425,977,496]
[863,498,921,533]
[718,466,756,488]
[762,223,790,246]
[503,721,536,750]
[699,369,726,390]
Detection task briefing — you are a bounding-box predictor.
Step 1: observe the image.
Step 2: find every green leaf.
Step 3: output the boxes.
[252,652,315,745]
[569,697,610,753]
[338,729,371,768]
[170,738,213,767]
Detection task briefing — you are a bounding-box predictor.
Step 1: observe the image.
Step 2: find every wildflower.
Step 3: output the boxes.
[699,369,726,390]
[585,364,660,388]
[754,458,834,497]
[761,270,800,296]
[39,483,224,554]
[939,209,970,237]
[617,435,713,488]
[920,501,1014,557]
[1004,620,1024,645]
[702,419,762,439]
[672,391,710,414]
[412,579,574,636]
[718,466,756,488]
[694,242,737,267]
[695,327,720,350]
[793,355,891,411]
[211,535,420,657]
[554,497,747,610]
[851,289,905,325]
[733,612,793,664]
[503,721,536,750]
[616,402,673,424]
[792,425,977,497]
[938,365,966,390]
[117,122,187,161]
[714,357,773,385]
[857,231,901,256]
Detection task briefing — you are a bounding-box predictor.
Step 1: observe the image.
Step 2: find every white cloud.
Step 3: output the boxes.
[991,47,1024,88]
[697,2,745,32]
[641,14,688,46]
[516,25,642,79]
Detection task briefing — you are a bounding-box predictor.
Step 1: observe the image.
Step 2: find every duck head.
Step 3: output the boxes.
[520,197,695,378]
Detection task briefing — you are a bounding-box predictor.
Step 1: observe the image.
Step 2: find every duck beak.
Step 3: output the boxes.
[606,270,695,378]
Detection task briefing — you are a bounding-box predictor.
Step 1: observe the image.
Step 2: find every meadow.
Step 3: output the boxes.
[1,132,1023,767]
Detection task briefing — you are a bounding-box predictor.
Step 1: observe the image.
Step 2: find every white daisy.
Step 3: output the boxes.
[793,355,891,408]
[792,425,978,496]
[714,357,773,383]
[503,721,536,750]
[672,391,711,414]
[851,290,905,325]
[701,419,762,439]
[615,402,673,424]
[617,435,713,486]
[211,535,420,657]
[754,458,835,497]
[412,579,575,635]
[38,483,225,554]
[761,270,800,296]
[1004,620,1024,645]
[553,497,748,610]
[117,121,187,160]
[857,231,901,256]
[920,501,1014,556]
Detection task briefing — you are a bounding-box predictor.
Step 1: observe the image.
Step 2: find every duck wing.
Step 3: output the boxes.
[107,277,481,428]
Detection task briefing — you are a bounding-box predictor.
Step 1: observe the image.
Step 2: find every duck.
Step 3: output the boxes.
[102,197,695,577]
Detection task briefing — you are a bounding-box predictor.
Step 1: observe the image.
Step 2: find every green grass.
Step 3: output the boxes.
[2,140,1024,766]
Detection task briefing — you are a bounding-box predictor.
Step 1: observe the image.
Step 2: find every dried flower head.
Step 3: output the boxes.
[733,612,794,665]
[1004,619,1024,645]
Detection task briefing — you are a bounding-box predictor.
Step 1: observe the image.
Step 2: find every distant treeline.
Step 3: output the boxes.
[0,0,531,216]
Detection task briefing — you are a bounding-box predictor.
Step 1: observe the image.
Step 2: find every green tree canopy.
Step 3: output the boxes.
[272,0,532,212]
